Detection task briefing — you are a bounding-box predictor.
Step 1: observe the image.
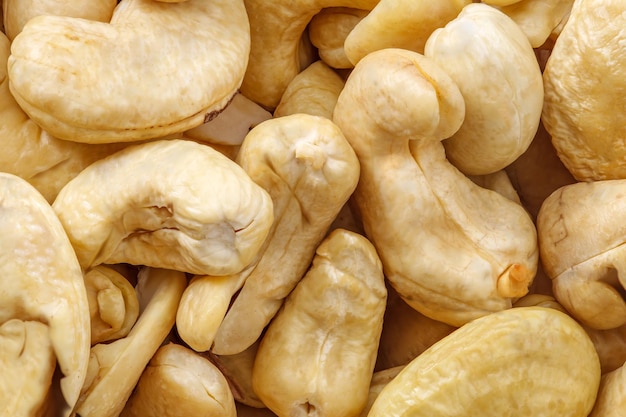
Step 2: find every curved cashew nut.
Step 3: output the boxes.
[274,60,346,120]
[344,0,470,65]
[85,265,140,345]
[0,173,91,415]
[75,267,187,417]
[8,0,250,143]
[541,0,626,180]
[333,48,538,327]
[121,343,236,417]
[537,180,626,330]
[240,0,378,110]
[52,139,274,275]
[211,113,360,355]
[252,229,387,417]
[3,0,117,40]
[424,3,544,175]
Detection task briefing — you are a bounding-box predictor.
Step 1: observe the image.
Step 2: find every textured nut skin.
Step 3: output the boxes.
[308,8,367,69]
[368,307,601,417]
[541,0,626,180]
[252,229,387,417]
[590,360,626,417]
[8,0,250,142]
[537,179,626,330]
[425,3,544,175]
[52,139,273,275]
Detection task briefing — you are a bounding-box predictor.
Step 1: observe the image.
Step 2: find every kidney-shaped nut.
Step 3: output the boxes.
[52,139,274,275]
[252,228,387,417]
[8,0,250,143]
[541,0,626,180]
[121,343,236,417]
[537,179,626,330]
[333,48,538,327]
[424,3,544,176]
[368,307,601,417]
[0,173,91,416]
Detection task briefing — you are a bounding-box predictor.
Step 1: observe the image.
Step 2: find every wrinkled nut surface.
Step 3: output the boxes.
[211,114,360,355]
[537,180,626,330]
[8,0,250,142]
[425,3,544,175]
[0,172,91,415]
[333,48,538,327]
[541,0,626,180]
[368,307,600,417]
[121,343,236,417]
[344,0,470,65]
[252,229,387,417]
[52,139,274,275]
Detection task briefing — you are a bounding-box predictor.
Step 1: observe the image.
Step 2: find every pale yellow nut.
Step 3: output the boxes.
[308,7,368,69]
[358,366,405,417]
[590,364,626,417]
[368,307,601,417]
[252,228,387,417]
[75,267,187,417]
[425,3,544,175]
[52,139,274,275]
[467,169,522,205]
[0,320,56,417]
[541,0,626,180]
[537,179,626,330]
[121,343,236,417]
[333,48,538,327]
[211,113,360,355]
[240,0,378,110]
[2,0,117,40]
[344,0,470,65]
[0,173,91,416]
[274,60,346,119]
[8,0,250,143]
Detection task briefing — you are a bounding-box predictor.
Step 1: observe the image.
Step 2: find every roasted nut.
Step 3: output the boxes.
[8,0,250,142]
[367,307,601,417]
[333,48,538,327]
[52,139,274,275]
[252,229,387,417]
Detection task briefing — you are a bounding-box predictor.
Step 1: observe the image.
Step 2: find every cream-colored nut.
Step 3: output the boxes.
[483,0,523,5]
[0,319,56,417]
[273,60,346,119]
[344,0,470,65]
[585,324,626,375]
[368,307,600,417]
[0,173,91,416]
[308,7,368,69]
[52,139,274,275]
[537,180,626,330]
[496,0,575,48]
[504,121,576,220]
[121,343,236,417]
[589,364,626,417]
[333,48,538,327]
[252,228,387,417]
[0,31,128,203]
[467,170,522,205]
[425,3,544,175]
[2,0,117,40]
[240,0,378,110]
[85,265,140,345]
[541,0,626,180]
[358,366,405,417]
[211,114,360,355]
[184,93,273,146]
[8,0,250,143]
[75,267,187,417]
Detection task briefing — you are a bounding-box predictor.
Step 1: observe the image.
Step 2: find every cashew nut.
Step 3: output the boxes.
[252,228,387,417]
[8,0,250,142]
[424,3,544,175]
[0,173,91,416]
[541,0,626,180]
[333,48,538,327]
[52,139,274,275]
[589,364,626,417]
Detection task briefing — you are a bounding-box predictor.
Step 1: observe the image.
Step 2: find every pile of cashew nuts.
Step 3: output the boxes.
[2,0,625,416]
